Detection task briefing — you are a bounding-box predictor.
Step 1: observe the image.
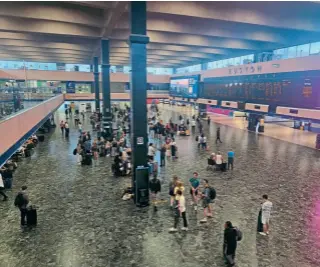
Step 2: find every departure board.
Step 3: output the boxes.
[202,70,320,109]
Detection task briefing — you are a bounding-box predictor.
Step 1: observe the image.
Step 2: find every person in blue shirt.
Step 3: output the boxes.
[227,149,235,170]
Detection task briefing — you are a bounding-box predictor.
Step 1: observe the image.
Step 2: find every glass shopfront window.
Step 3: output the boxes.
[296,44,310,57]
[310,42,320,55]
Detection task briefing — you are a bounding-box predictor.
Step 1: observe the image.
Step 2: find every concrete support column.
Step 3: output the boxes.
[101,39,112,136]
[93,57,100,112]
[129,1,150,206]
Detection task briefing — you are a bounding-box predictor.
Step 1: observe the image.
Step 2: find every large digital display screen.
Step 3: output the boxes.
[170,75,200,98]
[203,70,320,109]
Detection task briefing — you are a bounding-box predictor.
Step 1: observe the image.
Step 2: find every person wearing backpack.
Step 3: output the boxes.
[14,186,29,226]
[200,179,216,223]
[149,173,161,212]
[223,221,238,267]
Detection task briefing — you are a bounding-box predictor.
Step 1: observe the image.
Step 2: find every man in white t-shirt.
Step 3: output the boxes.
[148,143,156,161]
[260,194,273,236]
[215,151,223,170]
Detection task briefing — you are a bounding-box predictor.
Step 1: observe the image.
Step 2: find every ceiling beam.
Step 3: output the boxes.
[111,30,272,51]
[0,2,104,27]
[116,13,291,44]
[147,1,320,32]
[0,39,93,51]
[0,17,100,38]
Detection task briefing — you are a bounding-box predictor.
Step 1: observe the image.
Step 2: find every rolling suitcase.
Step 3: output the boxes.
[27,206,37,226]
[25,150,31,158]
[257,209,263,232]
[221,162,227,172]
[38,135,45,142]
[82,153,92,165]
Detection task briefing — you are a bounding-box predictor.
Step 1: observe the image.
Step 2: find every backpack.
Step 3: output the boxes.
[234,227,243,241]
[14,193,25,208]
[73,148,77,155]
[209,187,216,200]
[195,136,199,142]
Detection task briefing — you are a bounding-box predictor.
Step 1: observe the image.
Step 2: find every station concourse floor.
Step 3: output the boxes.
[0,105,320,267]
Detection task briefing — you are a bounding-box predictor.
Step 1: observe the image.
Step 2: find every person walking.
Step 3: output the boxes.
[200,179,215,223]
[78,121,83,135]
[81,110,85,121]
[227,149,235,170]
[201,134,207,150]
[65,108,69,119]
[223,221,238,266]
[149,173,161,211]
[216,127,222,143]
[160,144,166,167]
[60,120,65,134]
[207,116,211,126]
[189,172,200,210]
[259,194,273,236]
[14,185,29,226]
[64,122,69,138]
[169,190,188,232]
[0,173,8,201]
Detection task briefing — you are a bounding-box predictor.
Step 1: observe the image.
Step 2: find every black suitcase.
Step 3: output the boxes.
[38,135,45,142]
[25,150,31,158]
[257,209,263,232]
[82,153,92,165]
[221,162,227,172]
[27,206,37,226]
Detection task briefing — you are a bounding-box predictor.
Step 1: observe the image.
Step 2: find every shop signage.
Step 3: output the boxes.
[228,65,262,75]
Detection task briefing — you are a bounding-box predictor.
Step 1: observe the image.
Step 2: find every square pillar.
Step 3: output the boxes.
[129,1,150,206]
[93,57,100,112]
[101,39,112,137]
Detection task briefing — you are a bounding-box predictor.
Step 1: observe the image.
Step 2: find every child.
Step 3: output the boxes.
[149,173,161,211]
[169,175,179,207]
[169,190,188,232]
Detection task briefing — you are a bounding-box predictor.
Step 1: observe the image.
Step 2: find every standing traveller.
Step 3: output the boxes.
[149,174,161,211]
[259,194,273,236]
[201,134,207,150]
[200,179,215,223]
[223,221,238,266]
[160,144,166,167]
[207,116,211,126]
[169,175,179,207]
[227,149,235,170]
[64,122,69,138]
[148,143,156,161]
[171,140,177,159]
[191,119,196,131]
[169,190,188,232]
[65,108,69,119]
[189,172,200,210]
[0,173,8,201]
[81,110,85,121]
[14,185,29,226]
[216,127,222,143]
[60,120,65,134]
[215,151,223,171]
[78,121,83,135]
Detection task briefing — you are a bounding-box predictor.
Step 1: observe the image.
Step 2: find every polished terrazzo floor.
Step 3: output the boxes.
[0,106,320,267]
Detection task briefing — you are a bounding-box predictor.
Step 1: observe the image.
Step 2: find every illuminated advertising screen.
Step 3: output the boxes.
[170,75,200,98]
[203,70,320,109]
